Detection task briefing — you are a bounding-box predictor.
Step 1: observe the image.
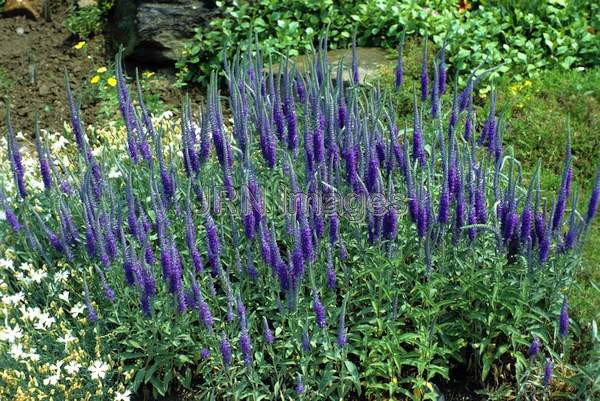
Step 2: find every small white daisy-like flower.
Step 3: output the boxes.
[108,167,123,179]
[9,344,26,360]
[34,312,56,330]
[2,292,25,306]
[51,136,69,153]
[65,361,82,376]
[43,373,60,386]
[70,303,85,318]
[55,270,70,282]
[0,324,23,343]
[30,269,48,283]
[27,350,40,362]
[88,360,109,381]
[114,389,132,401]
[0,258,14,270]
[58,290,70,303]
[21,306,42,322]
[57,331,76,351]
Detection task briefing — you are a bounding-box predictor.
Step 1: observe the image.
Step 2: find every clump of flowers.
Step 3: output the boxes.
[1,35,597,400]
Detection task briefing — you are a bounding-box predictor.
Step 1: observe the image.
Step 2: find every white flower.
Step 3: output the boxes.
[108,167,123,179]
[70,303,85,318]
[25,348,40,362]
[55,270,70,282]
[58,291,70,303]
[14,271,25,282]
[34,312,56,330]
[43,373,60,386]
[57,331,76,351]
[19,262,34,272]
[9,344,26,360]
[0,210,5,220]
[50,360,64,373]
[30,269,48,283]
[2,292,25,306]
[65,361,81,376]
[114,390,132,401]
[21,306,42,322]
[0,258,14,270]
[88,360,109,381]
[51,136,69,153]
[0,324,23,343]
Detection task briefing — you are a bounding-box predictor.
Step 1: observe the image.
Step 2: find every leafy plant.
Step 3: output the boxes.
[1,35,599,401]
[177,0,599,87]
[65,1,113,39]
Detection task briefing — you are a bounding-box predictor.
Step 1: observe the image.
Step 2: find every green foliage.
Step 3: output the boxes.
[176,0,358,84]
[0,67,12,97]
[177,0,599,85]
[65,1,113,39]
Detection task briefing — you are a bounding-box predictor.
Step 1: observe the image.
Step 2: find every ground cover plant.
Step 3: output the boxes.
[1,34,600,401]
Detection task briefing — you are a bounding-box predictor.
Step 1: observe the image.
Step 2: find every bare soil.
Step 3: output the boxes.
[0,2,111,134]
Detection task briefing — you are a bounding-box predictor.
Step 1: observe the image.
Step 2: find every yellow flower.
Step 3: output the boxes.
[74,41,86,50]
[107,77,117,87]
[96,67,108,73]
[90,75,101,85]
[143,71,155,78]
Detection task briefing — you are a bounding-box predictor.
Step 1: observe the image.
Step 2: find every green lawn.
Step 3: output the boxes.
[495,68,600,323]
[379,47,600,322]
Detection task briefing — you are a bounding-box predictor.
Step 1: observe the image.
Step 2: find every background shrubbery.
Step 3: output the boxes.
[176,0,599,85]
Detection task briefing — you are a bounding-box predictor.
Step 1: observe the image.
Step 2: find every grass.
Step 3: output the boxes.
[378,52,600,323]
[495,68,600,323]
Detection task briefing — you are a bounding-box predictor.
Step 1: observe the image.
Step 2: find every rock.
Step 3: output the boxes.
[274,47,392,84]
[3,0,43,19]
[108,0,219,64]
[78,0,98,7]
[38,83,50,96]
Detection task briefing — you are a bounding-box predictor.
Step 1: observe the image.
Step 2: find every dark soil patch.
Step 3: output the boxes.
[0,2,192,137]
[0,2,109,134]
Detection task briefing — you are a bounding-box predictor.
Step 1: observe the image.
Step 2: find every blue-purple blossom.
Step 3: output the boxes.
[395,35,404,89]
[527,336,540,360]
[543,358,553,387]
[420,39,428,101]
[296,374,305,394]
[559,296,569,337]
[200,347,210,360]
[263,317,274,344]
[220,333,232,368]
[312,291,327,328]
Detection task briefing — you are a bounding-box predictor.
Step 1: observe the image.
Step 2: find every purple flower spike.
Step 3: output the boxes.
[263,317,274,344]
[301,329,311,352]
[559,296,569,337]
[395,35,404,89]
[543,358,553,387]
[420,39,428,101]
[200,347,210,360]
[586,164,600,225]
[296,374,305,394]
[527,336,540,360]
[240,328,252,366]
[312,290,327,328]
[220,333,232,368]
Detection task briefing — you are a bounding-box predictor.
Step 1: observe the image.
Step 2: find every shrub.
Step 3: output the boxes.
[1,37,599,400]
[65,1,113,39]
[177,0,599,86]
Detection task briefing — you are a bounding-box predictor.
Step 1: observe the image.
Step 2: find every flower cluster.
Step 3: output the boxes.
[1,36,597,399]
